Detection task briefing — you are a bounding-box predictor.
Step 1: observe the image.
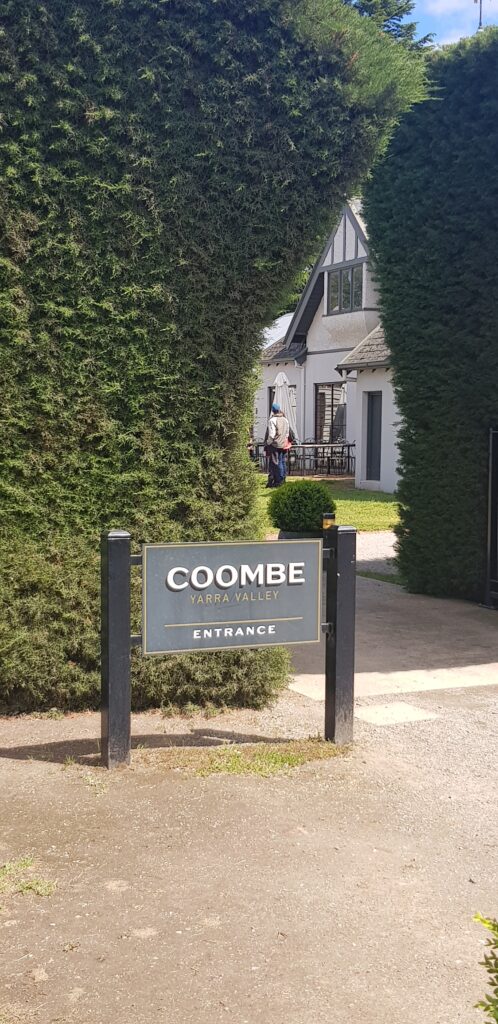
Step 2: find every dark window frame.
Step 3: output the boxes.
[326,264,363,316]
[314,382,346,443]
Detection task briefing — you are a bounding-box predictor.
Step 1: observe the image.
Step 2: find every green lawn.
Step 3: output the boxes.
[256,476,399,534]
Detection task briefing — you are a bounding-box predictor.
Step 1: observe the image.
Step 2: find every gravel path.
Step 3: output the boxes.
[266,529,398,575]
[356,529,396,574]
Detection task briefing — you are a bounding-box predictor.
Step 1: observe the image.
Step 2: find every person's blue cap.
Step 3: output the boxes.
[271,402,281,412]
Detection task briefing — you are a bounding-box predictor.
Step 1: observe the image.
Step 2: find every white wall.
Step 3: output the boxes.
[307,303,379,354]
[353,368,400,494]
[303,283,379,442]
[254,356,358,446]
[363,264,380,309]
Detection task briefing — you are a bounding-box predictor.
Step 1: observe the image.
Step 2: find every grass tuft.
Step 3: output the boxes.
[30,708,64,720]
[16,878,56,897]
[357,571,402,585]
[161,700,226,720]
[83,772,108,795]
[0,856,55,898]
[133,738,348,776]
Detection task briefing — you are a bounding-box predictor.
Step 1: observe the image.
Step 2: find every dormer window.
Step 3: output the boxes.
[327,264,363,314]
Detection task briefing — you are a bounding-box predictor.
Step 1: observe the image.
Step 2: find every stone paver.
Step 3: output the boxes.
[291,575,498,701]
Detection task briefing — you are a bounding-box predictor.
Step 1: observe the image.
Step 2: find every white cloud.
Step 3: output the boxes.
[438,25,472,43]
[424,0,468,17]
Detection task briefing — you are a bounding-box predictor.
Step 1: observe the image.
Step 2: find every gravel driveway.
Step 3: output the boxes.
[356,529,397,574]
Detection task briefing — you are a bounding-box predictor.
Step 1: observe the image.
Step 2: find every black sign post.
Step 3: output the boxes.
[100,528,356,768]
[100,530,132,769]
[323,520,356,744]
[485,427,498,608]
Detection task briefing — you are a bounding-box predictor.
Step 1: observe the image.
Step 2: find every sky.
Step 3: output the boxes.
[414,0,497,45]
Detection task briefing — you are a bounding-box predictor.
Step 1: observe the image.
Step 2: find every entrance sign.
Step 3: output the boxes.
[142,540,321,655]
[100,524,356,769]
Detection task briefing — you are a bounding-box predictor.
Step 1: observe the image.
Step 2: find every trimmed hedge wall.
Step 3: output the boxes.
[0,0,424,710]
[364,31,498,600]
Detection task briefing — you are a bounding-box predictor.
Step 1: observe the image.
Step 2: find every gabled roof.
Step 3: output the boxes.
[336,324,390,372]
[262,336,307,364]
[262,312,294,348]
[263,338,287,361]
[270,201,369,359]
[277,236,332,356]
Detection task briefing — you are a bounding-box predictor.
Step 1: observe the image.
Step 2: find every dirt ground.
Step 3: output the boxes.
[1,679,497,1024]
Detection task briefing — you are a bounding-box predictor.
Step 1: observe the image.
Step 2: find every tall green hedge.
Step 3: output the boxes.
[365,31,498,600]
[0,0,424,711]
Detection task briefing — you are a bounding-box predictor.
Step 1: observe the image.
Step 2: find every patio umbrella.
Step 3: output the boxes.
[273,371,299,441]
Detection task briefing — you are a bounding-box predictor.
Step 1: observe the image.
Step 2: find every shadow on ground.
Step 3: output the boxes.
[293,576,498,684]
[0,728,293,766]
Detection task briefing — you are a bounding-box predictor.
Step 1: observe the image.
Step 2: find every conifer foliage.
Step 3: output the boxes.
[345,0,430,48]
[0,0,423,710]
[364,32,498,600]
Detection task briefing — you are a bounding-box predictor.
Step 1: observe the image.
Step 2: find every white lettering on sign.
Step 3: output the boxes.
[215,565,239,589]
[166,567,189,591]
[165,562,306,592]
[288,562,305,584]
[239,564,264,586]
[192,624,277,640]
[266,564,286,585]
[191,566,214,590]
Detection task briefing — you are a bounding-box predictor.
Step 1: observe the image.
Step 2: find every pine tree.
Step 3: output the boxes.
[345,0,432,48]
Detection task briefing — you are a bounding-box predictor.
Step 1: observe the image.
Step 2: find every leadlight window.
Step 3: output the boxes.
[352,264,363,310]
[327,264,363,314]
[328,273,339,313]
[341,270,351,310]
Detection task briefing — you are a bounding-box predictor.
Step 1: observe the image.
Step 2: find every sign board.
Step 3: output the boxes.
[142,540,321,655]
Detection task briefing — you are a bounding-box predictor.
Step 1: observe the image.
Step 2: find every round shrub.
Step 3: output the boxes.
[268,481,335,533]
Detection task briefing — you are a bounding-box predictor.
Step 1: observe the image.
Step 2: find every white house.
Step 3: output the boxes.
[337,324,399,494]
[253,200,400,493]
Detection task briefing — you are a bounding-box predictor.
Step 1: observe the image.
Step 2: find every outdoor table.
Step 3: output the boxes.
[253,442,355,476]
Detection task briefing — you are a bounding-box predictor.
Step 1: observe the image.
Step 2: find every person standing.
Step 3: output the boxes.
[264,402,292,487]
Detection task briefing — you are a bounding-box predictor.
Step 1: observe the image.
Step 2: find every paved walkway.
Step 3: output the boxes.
[292,575,498,706]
